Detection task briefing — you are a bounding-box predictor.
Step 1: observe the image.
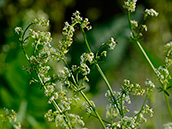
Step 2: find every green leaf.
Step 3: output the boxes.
[164,90,170,96]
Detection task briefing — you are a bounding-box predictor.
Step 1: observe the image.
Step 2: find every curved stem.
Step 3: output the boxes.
[81,27,92,53]
[21,22,34,41]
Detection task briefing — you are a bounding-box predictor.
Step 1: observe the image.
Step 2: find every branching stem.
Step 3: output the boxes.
[127,10,172,122]
[20,25,73,129]
[81,27,123,117]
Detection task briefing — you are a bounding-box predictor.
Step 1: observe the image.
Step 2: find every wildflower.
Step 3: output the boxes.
[145,79,155,92]
[123,0,137,12]
[130,20,138,29]
[164,122,172,129]
[48,96,55,104]
[44,109,54,121]
[165,41,172,48]
[145,9,159,17]
[80,52,94,64]
[142,25,148,31]
[14,27,23,35]
[13,122,21,129]
[81,18,92,30]
[72,10,83,23]
[108,38,118,50]
[80,63,90,76]
[33,17,49,26]
[101,51,107,57]
[143,105,154,117]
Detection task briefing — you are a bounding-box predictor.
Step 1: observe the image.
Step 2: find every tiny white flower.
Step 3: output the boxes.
[142,25,148,31]
[145,8,159,17]
[15,27,22,35]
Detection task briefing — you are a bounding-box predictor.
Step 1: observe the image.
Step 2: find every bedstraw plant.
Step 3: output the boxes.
[1,0,169,128]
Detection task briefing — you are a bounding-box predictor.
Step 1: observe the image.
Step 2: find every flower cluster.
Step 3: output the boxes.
[106,104,119,119]
[71,52,95,78]
[104,78,154,128]
[130,20,138,29]
[123,0,137,12]
[59,11,92,55]
[44,109,86,129]
[0,108,21,129]
[118,116,136,129]
[82,100,95,114]
[156,66,171,85]
[134,105,154,123]
[164,122,172,129]
[106,38,118,50]
[145,9,159,17]
[122,79,145,96]
[142,25,148,32]
[164,41,172,67]
[33,17,50,26]
[15,16,90,128]
[145,78,155,92]
[14,27,23,35]
[95,38,117,63]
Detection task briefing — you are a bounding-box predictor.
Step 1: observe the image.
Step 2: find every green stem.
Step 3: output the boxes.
[81,27,123,117]
[81,27,92,53]
[135,91,149,122]
[120,93,124,118]
[136,40,172,122]
[90,114,111,124]
[21,22,34,41]
[20,26,73,129]
[62,59,106,129]
[164,93,172,121]
[135,41,156,73]
[127,11,135,38]
[95,64,123,117]
[80,91,106,129]
[3,121,6,129]
[127,11,172,121]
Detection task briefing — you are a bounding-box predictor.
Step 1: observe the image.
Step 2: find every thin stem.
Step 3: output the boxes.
[120,93,124,118]
[110,105,114,125]
[164,92,172,121]
[20,26,73,129]
[21,22,34,41]
[95,64,123,117]
[80,91,106,129]
[62,59,106,129]
[136,39,172,122]
[135,91,149,122]
[127,11,135,38]
[81,27,92,53]
[80,27,123,117]
[90,114,111,124]
[135,41,156,73]
[127,11,172,121]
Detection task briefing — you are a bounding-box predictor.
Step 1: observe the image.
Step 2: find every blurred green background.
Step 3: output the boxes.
[0,0,172,128]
